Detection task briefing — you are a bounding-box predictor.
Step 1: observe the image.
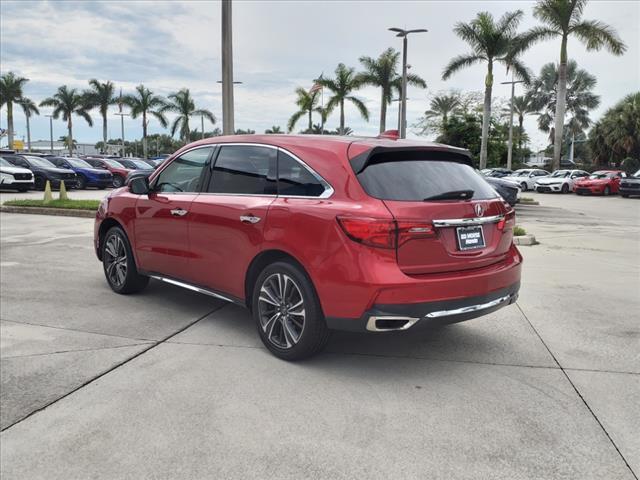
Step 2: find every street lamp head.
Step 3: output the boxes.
[217,80,243,84]
[388,27,428,37]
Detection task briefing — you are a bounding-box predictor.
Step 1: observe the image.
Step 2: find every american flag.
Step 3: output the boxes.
[309,74,323,94]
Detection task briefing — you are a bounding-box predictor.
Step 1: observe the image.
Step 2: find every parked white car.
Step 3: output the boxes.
[502,168,550,191]
[0,156,34,192]
[535,169,590,193]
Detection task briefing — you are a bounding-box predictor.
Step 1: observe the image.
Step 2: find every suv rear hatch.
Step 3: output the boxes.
[350,146,515,275]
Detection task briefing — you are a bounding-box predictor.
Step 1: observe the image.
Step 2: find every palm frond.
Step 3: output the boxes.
[442,54,485,80]
[570,20,627,54]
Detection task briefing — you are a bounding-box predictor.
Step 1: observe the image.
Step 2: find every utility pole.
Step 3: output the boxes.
[221,0,235,135]
[501,78,524,170]
[45,114,54,154]
[114,90,129,157]
[201,114,205,139]
[389,27,427,138]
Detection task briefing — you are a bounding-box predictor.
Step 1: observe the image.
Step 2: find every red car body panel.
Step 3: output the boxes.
[574,170,625,194]
[95,135,522,328]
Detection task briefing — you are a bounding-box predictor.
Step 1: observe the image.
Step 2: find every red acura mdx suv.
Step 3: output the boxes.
[95,134,522,359]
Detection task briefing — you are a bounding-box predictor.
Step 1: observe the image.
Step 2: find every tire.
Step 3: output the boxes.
[17,187,29,192]
[252,261,330,360]
[520,182,527,192]
[102,226,149,294]
[561,183,569,194]
[112,175,124,188]
[34,176,46,190]
[76,175,86,189]
[622,194,629,198]
[536,187,543,193]
[603,186,610,196]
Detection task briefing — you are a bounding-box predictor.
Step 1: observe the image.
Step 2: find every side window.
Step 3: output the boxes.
[278,151,326,197]
[208,145,276,195]
[154,147,212,193]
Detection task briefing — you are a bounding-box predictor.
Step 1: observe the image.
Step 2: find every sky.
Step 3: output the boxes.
[1,0,638,151]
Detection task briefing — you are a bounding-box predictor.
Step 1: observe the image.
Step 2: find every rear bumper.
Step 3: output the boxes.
[326,282,520,332]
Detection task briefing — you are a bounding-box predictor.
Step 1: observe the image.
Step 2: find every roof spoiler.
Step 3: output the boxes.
[350,146,473,174]
[377,130,399,140]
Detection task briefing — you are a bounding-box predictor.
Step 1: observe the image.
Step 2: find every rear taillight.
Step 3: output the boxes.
[497,210,516,231]
[337,216,435,249]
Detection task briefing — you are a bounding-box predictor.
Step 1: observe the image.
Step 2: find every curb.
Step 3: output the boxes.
[0,205,96,218]
[517,200,540,206]
[513,234,537,246]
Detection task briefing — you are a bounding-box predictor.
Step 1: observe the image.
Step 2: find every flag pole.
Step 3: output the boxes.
[321,86,324,135]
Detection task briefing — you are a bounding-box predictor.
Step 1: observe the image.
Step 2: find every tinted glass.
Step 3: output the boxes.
[0,157,11,167]
[356,158,498,201]
[26,157,56,168]
[154,147,212,193]
[278,151,325,197]
[105,160,125,168]
[209,145,276,195]
[67,159,92,168]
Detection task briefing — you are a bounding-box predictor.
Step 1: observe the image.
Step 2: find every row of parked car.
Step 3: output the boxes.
[481,167,640,198]
[0,152,168,191]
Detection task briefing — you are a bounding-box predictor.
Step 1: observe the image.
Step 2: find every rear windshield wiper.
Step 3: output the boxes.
[423,190,474,201]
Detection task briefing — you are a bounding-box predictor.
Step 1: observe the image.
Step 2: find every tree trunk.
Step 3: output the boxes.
[102,113,108,153]
[26,114,31,152]
[340,100,345,134]
[479,63,493,170]
[308,108,312,132]
[68,118,73,157]
[7,101,14,149]
[379,89,387,133]
[142,111,148,159]
[518,115,524,163]
[552,37,568,172]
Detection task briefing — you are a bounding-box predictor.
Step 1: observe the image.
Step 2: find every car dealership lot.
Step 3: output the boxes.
[1,193,638,479]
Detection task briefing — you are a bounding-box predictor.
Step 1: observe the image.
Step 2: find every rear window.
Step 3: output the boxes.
[355,156,498,201]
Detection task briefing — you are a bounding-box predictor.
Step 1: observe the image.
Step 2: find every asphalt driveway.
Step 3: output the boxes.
[0,192,638,479]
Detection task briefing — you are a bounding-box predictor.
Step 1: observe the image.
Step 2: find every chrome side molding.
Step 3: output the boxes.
[425,295,511,318]
[149,275,235,303]
[432,214,504,228]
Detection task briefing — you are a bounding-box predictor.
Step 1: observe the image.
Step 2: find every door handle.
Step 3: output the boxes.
[171,208,188,217]
[240,215,261,224]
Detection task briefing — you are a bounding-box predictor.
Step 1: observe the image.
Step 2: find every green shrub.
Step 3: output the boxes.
[513,226,526,236]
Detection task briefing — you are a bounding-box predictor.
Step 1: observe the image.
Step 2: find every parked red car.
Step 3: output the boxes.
[574,170,626,195]
[94,135,522,359]
[85,158,133,188]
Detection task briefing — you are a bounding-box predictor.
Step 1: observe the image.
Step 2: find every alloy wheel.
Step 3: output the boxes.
[104,234,128,287]
[257,273,305,349]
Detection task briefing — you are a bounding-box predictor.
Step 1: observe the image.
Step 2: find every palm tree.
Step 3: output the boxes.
[529,0,626,171]
[287,87,321,133]
[443,11,532,169]
[508,94,536,161]
[123,85,167,158]
[40,86,93,156]
[529,61,600,146]
[18,97,39,152]
[161,88,215,144]
[58,135,77,151]
[0,72,29,149]
[265,126,283,134]
[316,63,369,134]
[426,94,460,126]
[83,79,116,151]
[358,48,426,132]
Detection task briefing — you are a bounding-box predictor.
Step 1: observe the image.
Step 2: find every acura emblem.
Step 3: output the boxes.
[475,204,484,217]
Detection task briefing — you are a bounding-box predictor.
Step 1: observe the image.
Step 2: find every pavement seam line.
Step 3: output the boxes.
[0,318,155,342]
[516,303,638,480]
[1,342,154,360]
[0,304,227,433]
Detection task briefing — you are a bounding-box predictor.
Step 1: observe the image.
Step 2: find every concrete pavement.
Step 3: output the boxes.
[0,192,638,479]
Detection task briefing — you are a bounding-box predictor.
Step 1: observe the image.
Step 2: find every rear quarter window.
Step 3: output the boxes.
[354,153,498,202]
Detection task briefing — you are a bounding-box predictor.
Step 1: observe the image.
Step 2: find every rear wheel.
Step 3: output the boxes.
[561,183,569,194]
[603,186,611,196]
[252,261,330,360]
[102,226,148,294]
[112,175,124,188]
[520,182,527,192]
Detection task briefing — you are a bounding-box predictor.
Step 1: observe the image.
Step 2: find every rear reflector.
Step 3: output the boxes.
[337,216,435,249]
[497,210,516,231]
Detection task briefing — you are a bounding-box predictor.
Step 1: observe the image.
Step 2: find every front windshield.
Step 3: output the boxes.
[550,170,570,178]
[633,169,640,178]
[589,171,610,179]
[130,159,152,169]
[513,170,531,177]
[105,160,125,168]
[26,157,56,168]
[0,158,11,167]
[67,159,92,168]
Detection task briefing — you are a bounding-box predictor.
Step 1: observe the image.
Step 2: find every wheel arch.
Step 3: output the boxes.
[97,217,126,261]
[244,249,317,313]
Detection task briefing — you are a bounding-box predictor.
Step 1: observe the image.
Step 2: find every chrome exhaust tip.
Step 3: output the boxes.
[366,316,420,332]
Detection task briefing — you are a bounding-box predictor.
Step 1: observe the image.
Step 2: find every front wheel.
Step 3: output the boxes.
[102,226,149,294]
[76,175,87,189]
[603,186,611,196]
[112,175,124,188]
[622,194,629,198]
[561,183,569,194]
[252,261,330,360]
[520,182,528,192]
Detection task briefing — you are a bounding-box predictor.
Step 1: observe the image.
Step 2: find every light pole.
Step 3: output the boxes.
[501,78,524,170]
[217,80,242,135]
[391,97,410,132]
[45,114,54,154]
[221,0,235,135]
[389,27,427,139]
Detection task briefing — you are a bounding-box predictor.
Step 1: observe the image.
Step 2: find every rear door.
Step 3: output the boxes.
[187,144,277,298]
[133,147,214,281]
[353,151,514,275]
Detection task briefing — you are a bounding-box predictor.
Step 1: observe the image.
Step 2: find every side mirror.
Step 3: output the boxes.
[128,174,150,195]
